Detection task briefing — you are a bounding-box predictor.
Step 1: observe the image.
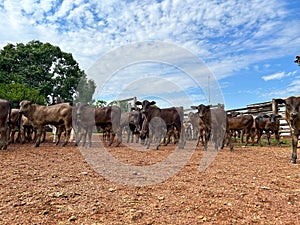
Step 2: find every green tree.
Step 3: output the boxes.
[0,40,95,104]
[74,76,97,104]
[0,83,45,106]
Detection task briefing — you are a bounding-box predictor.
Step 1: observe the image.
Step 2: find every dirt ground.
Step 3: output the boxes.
[0,135,299,225]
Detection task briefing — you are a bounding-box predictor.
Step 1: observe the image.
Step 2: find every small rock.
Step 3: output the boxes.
[81,171,88,175]
[158,196,165,200]
[68,215,77,222]
[42,209,49,215]
[109,188,116,192]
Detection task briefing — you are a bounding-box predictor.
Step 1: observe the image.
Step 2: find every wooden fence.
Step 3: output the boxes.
[185,97,298,137]
[226,98,290,136]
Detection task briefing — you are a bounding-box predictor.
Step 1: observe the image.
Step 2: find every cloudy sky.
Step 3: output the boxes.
[0,0,299,109]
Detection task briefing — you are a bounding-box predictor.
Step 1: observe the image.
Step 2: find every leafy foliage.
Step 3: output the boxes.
[0,83,45,106]
[0,40,96,104]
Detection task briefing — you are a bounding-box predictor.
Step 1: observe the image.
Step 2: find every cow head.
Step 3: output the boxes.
[276,96,300,121]
[262,114,281,130]
[135,100,156,114]
[19,100,32,116]
[268,114,282,123]
[191,104,210,118]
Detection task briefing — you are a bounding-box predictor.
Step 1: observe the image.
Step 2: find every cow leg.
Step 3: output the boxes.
[9,129,16,144]
[244,130,251,147]
[81,130,87,147]
[56,127,63,145]
[41,128,46,143]
[87,128,93,148]
[275,131,281,147]
[108,132,115,146]
[291,132,298,164]
[256,129,263,147]
[250,128,256,146]
[266,132,271,146]
[0,128,8,150]
[62,127,71,147]
[34,126,43,147]
[203,130,210,151]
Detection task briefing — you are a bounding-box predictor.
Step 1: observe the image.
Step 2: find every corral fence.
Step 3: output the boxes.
[226,97,293,137]
[184,97,297,138]
[115,97,137,112]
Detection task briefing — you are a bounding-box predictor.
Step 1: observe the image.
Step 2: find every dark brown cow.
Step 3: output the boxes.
[255,114,282,147]
[135,100,185,149]
[75,103,121,147]
[19,100,72,147]
[276,96,300,163]
[0,99,11,150]
[227,114,254,146]
[191,104,228,151]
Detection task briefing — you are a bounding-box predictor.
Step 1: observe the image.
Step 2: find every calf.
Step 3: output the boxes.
[276,96,300,163]
[120,111,141,143]
[255,114,281,147]
[135,100,185,149]
[191,104,228,151]
[227,114,254,146]
[0,99,11,150]
[8,109,20,144]
[75,103,122,147]
[19,100,72,147]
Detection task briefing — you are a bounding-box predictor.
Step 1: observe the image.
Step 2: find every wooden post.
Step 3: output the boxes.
[272,98,279,114]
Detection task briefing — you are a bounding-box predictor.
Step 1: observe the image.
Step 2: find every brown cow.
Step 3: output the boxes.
[227,114,254,146]
[255,113,282,147]
[0,99,11,150]
[276,96,300,163]
[75,103,122,147]
[19,100,72,147]
[135,100,185,149]
[191,104,228,151]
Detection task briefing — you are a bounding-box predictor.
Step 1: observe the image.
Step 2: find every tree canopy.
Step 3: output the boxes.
[0,40,96,104]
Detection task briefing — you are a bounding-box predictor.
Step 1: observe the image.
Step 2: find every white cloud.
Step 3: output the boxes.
[262,72,286,81]
[0,0,299,106]
[262,70,297,81]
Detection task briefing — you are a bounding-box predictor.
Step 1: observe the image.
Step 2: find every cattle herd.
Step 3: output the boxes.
[0,96,300,164]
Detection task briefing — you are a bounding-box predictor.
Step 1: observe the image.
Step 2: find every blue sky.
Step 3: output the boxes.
[0,0,299,110]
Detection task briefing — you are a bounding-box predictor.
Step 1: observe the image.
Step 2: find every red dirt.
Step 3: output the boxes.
[0,137,299,224]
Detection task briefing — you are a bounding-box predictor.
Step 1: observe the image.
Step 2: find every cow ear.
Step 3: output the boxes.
[276,114,282,118]
[262,114,269,118]
[206,105,211,109]
[191,106,197,109]
[150,101,156,105]
[135,101,142,105]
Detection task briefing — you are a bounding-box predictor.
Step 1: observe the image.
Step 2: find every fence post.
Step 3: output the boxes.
[272,98,279,114]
